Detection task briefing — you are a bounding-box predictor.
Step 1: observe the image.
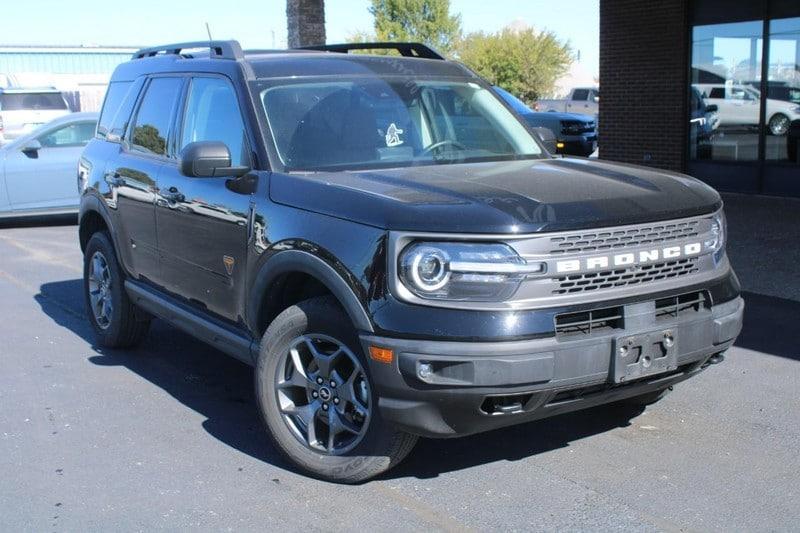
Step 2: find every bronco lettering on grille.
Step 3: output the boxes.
[555,242,702,273]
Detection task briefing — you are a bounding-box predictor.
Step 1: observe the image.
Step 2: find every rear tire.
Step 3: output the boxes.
[255,296,417,483]
[769,113,790,136]
[83,231,150,348]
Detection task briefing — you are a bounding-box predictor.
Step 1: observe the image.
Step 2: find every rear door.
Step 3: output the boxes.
[155,75,253,321]
[108,76,185,282]
[4,120,96,211]
[566,88,590,113]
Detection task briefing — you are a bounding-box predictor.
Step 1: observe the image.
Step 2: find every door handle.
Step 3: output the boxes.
[161,186,185,203]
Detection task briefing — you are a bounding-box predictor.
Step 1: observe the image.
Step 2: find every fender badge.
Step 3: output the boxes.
[223,255,235,276]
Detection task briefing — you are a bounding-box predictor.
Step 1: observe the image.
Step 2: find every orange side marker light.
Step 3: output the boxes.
[369,345,394,364]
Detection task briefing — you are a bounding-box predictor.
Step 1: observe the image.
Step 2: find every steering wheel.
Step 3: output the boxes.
[420,139,467,158]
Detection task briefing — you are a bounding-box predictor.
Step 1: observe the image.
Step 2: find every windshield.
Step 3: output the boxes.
[0,92,68,111]
[256,77,543,171]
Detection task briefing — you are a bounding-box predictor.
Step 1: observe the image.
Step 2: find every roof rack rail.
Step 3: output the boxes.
[296,42,445,60]
[131,40,244,61]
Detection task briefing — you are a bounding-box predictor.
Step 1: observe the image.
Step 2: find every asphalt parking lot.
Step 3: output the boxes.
[1,220,798,531]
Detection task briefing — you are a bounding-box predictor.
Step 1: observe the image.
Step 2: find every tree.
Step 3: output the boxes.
[457,28,572,103]
[351,0,462,55]
[287,0,326,48]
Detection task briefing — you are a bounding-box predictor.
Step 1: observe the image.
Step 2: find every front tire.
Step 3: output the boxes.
[255,296,417,483]
[83,231,150,348]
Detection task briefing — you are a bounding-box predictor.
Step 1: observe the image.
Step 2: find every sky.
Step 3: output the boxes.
[0,0,599,74]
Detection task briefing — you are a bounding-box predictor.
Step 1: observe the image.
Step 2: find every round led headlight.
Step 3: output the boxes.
[398,241,545,302]
[407,245,451,292]
[704,211,726,254]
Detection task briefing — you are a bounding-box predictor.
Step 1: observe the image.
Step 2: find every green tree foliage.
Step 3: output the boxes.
[457,28,573,103]
[350,0,462,55]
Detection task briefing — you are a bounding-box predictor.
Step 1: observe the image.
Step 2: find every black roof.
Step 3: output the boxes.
[111,40,475,82]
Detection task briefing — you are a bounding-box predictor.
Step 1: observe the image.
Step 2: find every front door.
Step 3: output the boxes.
[155,75,253,322]
[5,120,96,210]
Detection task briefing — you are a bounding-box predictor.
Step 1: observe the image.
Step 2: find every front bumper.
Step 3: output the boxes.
[361,296,743,438]
[557,134,597,156]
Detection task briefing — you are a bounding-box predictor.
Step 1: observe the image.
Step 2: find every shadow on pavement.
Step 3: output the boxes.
[34,278,712,481]
[734,291,799,361]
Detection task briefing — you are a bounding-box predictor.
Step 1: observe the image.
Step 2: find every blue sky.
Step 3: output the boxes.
[1,0,599,73]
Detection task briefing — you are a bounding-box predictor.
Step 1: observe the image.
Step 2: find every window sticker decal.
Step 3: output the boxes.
[385,123,404,147]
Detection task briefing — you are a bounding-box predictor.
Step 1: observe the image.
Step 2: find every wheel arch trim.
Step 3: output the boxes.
[248,250,374,335]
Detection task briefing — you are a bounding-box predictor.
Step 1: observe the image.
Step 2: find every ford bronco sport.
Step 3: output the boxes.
[78,41,744,483]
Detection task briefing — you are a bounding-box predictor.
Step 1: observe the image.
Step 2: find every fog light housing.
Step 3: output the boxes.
[418,362,434,380]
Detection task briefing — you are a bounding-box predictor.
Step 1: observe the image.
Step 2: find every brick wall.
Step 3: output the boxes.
[599,0,689,172]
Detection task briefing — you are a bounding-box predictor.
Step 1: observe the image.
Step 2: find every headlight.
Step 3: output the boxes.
[704,211,726,261]
[398,242,546,302]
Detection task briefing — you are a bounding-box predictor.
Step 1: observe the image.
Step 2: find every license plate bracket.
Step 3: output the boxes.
[611,329,677,384]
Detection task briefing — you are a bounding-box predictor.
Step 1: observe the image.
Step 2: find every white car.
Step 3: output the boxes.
[0,88,72,145]
[694,83,800,136]
[536,87,599,118]
[0,112,97,218]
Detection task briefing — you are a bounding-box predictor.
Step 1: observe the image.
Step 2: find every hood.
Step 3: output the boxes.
[526,111,594,122]
[269,157,721,234]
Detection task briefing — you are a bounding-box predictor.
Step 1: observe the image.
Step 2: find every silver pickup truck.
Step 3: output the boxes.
[537,87,599,117]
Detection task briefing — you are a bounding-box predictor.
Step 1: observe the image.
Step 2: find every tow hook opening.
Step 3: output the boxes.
[481,393,534,415]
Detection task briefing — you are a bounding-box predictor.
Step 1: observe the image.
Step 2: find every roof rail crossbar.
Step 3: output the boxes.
[132,40,244,61]
[297,42,445,60]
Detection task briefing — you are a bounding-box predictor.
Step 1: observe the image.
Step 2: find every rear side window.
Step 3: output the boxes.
[572,89,589,101]
[180,77,248,166]
[130,77,184,157]
[0,92,68,111]
[708,88,725,99]
[97,81,133,138]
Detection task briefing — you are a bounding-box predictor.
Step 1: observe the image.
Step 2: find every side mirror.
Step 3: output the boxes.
[179,141,250,178]
[592,96,600,103]
[21,139,42,157]
[705,104,718,113]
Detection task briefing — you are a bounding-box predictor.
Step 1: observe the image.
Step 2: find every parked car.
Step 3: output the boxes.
[536,87,599,117]
[78,40,743,484]
[694,83,800,135]
[743,80,800,105]
[0,87,71,145]
[0,112,97,218]
[494,86,597,156]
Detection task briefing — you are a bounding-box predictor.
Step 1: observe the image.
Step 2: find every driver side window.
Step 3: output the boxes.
[180,77,249,167]
[39,121,96,147]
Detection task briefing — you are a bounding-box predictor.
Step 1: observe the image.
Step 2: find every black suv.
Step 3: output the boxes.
[78,40,744,483]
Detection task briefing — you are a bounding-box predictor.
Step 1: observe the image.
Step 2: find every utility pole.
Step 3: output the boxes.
[286,0,326,48]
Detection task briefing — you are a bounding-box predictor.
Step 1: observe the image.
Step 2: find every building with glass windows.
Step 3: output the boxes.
[600,0,800,197]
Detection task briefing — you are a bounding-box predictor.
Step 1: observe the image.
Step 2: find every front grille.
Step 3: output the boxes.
[552,257,700,295]
[549,219,701,255]
[561,120,595,135]
[655,291,710,320]
[555,305,624,337]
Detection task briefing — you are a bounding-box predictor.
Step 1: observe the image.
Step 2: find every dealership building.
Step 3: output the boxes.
[0,45,135,111]
[601,0,800,197]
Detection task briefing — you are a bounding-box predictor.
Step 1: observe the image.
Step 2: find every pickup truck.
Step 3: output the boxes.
[536,87,599,117]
